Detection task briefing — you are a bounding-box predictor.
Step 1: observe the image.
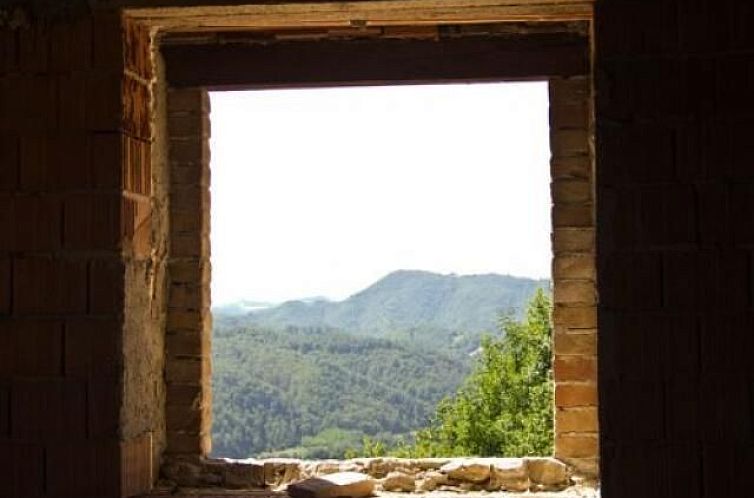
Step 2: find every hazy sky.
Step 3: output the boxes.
[209,82,551,304]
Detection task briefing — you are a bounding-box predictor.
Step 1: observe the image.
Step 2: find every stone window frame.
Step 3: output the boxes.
[142,8,597,479]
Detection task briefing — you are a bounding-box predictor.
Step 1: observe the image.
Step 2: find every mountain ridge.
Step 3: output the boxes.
[219,270,549,335]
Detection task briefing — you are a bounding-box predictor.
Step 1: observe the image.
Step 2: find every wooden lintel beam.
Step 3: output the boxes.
[163,33,588,89]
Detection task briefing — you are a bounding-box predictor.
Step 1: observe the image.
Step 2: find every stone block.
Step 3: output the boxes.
[551,129,590,157]
[525,457,568,489]
[264,458,302,486]
[488,458,528,491]
[223,459,265,488]
[440,459,490,483]
[381,471,415,492]
[417,470,448,491]
[288,472,375,498]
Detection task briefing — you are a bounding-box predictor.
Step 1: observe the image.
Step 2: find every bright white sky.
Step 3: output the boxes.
[210,82,551,305]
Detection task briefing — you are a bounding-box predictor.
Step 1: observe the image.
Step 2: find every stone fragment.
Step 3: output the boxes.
[288,472,375,498]
[440,459,490,483]
[526,457,569,489]
[487,458,528,492]
[223,459,265,488]
[417,470,448,492]
[414,458,451,471]
[364,457,401,478]
[264,458,302,487]
[381,471,416,492]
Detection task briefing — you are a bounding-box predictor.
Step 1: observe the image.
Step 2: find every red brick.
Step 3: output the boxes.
[168,88,209,114]
[121,433,153,497]
[4,76,57,132]
[49,133,92,190]
[124,135,151,195]
[0,257,9,315]
[85,72,123,132]
[0,319,63,377]
[552,203,593,228]
[12,195,62,251]
[0,31,18,74]
[166,383,202,407]
[65,318,120,379]
[166,431,211,455]
[89,258,124,315]
[92,132,124,188]
[92,10,125,72]
[0,383,8,436]
[554,355,597,382]
[555,383,598,407]
[13,256,87,315]
[88,377,121,438]
[63,193,121,250]
[0,134,18,191]
[168,112,211,139]
[46,440,121,498]
[10,379,87,440]
[18,26,49,73]
[122,196,152,258]
[50,19,93,72]
[555,434,598,459]
[58,72,89,129]
[19,135,50,191]
[166,328,210,357]
[123,75,152,140]
[0,443,45,498]
[124,19,153,80]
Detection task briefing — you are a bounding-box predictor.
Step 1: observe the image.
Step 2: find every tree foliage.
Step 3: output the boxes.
[393,289,554,457]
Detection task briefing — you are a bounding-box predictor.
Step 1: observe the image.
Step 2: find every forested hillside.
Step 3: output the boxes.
[211,271,549,459]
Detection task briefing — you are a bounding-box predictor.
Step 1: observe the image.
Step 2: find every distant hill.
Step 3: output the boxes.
[211,326,469,459]
[211,270,550,459]
[222,270,549,335]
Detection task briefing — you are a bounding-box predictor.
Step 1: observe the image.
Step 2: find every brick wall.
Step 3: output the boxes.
[596,1,754,497]
[0,10,154,498]
[165,88,213,457]
[549,76,598,476]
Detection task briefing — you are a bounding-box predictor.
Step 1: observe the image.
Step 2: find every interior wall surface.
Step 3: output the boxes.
[595,1,754,497]
[1,0,752,497]
[0,8,158,498]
